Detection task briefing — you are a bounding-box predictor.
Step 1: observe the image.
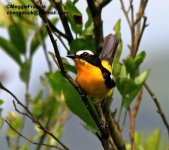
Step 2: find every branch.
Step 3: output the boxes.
[13,100,32,120]
[0,82,69,150]
[119,0,132,30]
[106,109,126,150]
[53,32,69,52]
[144,83,169,134]
[52,0,74,44]
[99,0,112,10]
[0,82,33,119]
[134,16,148,57]
[134,0,148,25]
[120,0,148,57]
[86,0,104,55]
[103,97,126,150]
[129,88,143,150]
[33,0,72,44]
[48,19,68,39]
[5,121,63,150]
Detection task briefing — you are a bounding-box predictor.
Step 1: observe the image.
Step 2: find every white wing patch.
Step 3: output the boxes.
[76,50,94,56]
[110,74,114,80]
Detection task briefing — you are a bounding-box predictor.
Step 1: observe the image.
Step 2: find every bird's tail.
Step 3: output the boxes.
[100,34,119,65]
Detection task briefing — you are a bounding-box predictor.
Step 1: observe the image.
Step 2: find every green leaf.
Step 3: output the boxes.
[123,70,150,107]
[8,24,26,54]
[31,95,60,120]
[113,63,121,78]
[33,90,43,103]
[73,0,78,4]
[19,59,31,83]
[7,112,22,138]
[46,71,97,129]
[135,69,150,85]
[70,38,95,53]
[113,19,121,39]
[0,118,4,129]
[82,24,94,37]
[85,7,92,29]
[124,51,146,79]
[20,145,30,150]
[135,132,142,147]
[134,51,146,66]
[30,28,46,56]
[0,99,3,105]
[144,129,160,150]
[0,3,12,27]
[113,19,123,77]
[0,37,22,65]
[116,68,150,108]
[119,64,127,78]
[116,77,136,98]
[18,0,33,5]
[30,18,58,56]
[62,58,76,73]
[64,1,82,34]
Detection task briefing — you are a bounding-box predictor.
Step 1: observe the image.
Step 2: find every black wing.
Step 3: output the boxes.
[100,34,119,65]
[101,67,115,89]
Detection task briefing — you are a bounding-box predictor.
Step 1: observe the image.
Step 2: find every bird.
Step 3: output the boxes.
[67,34,119,101]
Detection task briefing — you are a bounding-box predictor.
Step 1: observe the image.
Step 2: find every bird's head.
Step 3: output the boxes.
[67,50,99,66]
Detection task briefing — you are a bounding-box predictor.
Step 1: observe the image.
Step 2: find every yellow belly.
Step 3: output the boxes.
[75,60,113,99]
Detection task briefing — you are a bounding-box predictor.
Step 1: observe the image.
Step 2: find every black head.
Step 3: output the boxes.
[67,50,93,58]
[67,50,101,66]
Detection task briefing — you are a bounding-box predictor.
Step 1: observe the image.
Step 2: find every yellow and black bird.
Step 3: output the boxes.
[67,34,118,101]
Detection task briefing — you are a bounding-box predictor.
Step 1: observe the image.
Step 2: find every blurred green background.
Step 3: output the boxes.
[0,0,169,149]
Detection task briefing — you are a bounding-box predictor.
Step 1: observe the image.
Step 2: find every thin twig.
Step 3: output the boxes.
[53,32,69,52]
[129,88,143,150]
[130,0,134,27]
[119,0,132,30]
[129,0,136,56]
[15,74,30,146]
[48,19,68,39]
[0,82,69,150]
[121,109,127,131]
[5,120,63,150]
[40,27,53,72]
[134,16,148,57]
[13,100,32,120]
[144,83,169,135]
[45,22,67,75]
[0,82,33,119]
[134,0,148,25]
[52,0,73,44]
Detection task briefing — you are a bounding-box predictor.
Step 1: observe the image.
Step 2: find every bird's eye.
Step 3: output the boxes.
[81,52,89,57]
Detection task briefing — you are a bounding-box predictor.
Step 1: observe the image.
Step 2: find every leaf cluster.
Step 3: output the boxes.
[0,0,166,150]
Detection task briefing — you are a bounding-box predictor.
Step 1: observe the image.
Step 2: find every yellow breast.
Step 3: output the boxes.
[74,59,113,99]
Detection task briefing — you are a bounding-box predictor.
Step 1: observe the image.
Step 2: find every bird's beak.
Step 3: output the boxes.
[66,54,77,59]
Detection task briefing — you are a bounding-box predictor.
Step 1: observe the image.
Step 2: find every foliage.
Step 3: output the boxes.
[0,100,4,130]
[126,129,161,150]
[0,0,167,150]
